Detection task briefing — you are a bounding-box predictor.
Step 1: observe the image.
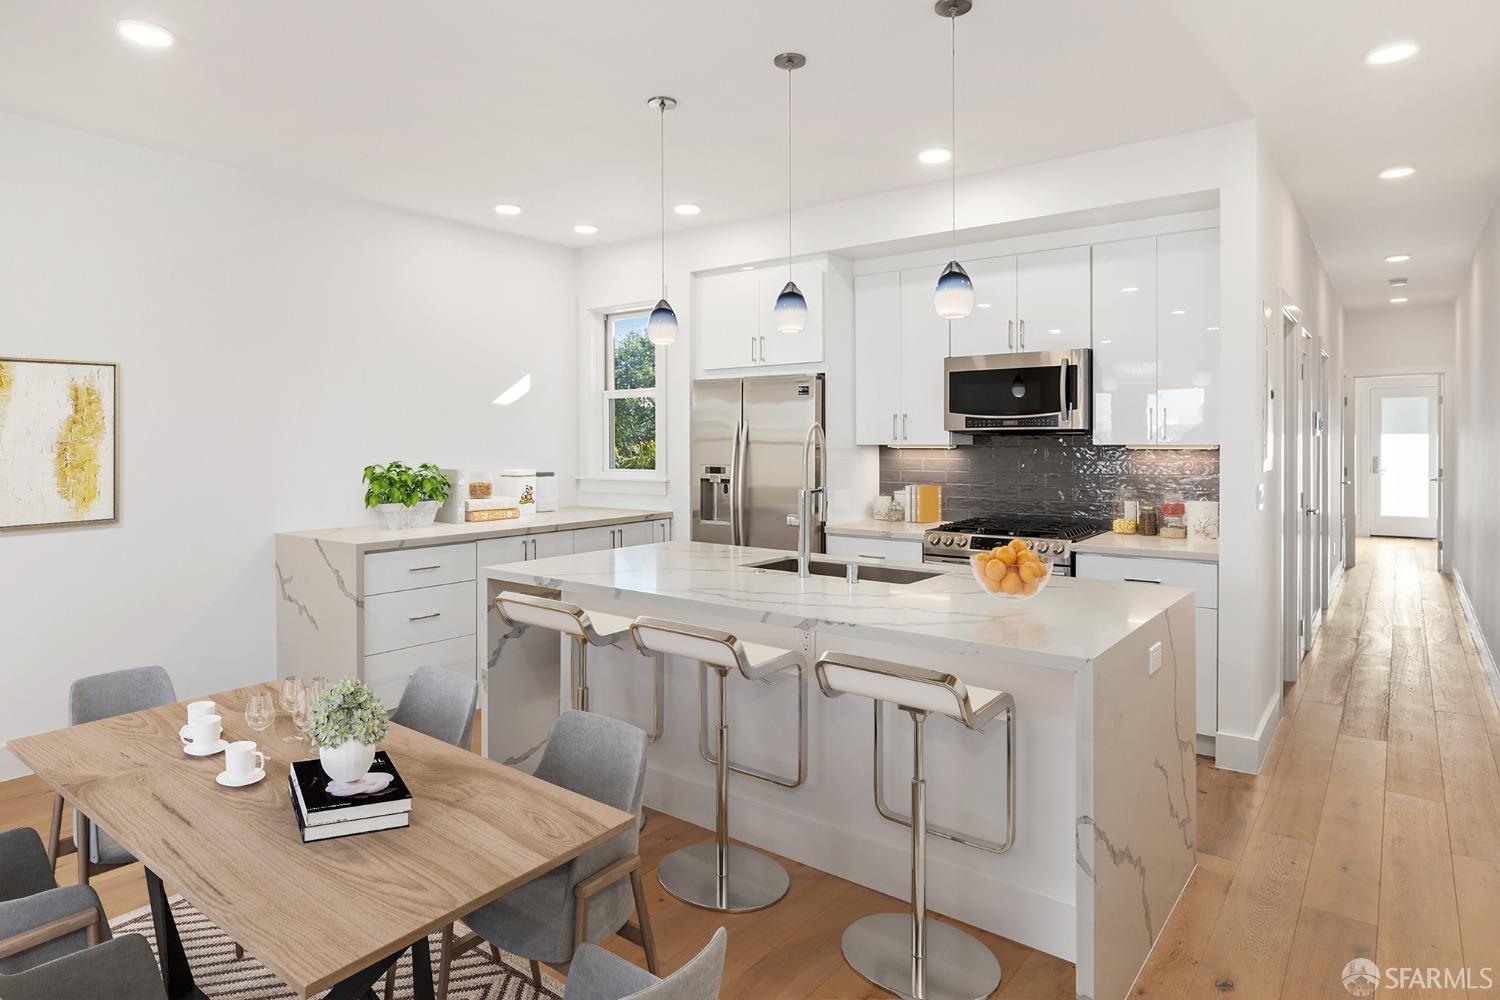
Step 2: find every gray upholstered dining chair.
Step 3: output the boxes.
[0,827,109,975]
[389,665,479,749]
[47,666,177,884]
[0,934,166,1000]
[565,927,726,1000]
[442,710,656,1000]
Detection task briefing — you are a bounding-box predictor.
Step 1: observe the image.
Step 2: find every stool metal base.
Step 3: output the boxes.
[657,841,789,913]
[841,912,1001,1000]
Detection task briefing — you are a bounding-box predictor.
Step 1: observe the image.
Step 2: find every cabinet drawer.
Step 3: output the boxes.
[364,581,475,655]
[825,534,925,564]
[363,635,476,710]
[364,543,476,597]
[1074,553,1217,608]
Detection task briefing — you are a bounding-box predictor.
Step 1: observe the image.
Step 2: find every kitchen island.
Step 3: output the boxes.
[481,540,1196,1000]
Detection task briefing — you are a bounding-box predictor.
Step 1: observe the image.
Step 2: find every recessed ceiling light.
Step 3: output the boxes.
[493,204,522,216]
[1170,309,1186,315]
[1206,326,1221,332]
[1385,253,1411,263]
[1047,328,1061,335]
[740,265,754,270]
[1121,286,1140,293]
[1099,339,1113,345]
[1390,297,1409,304]
[573,224,598,235]
[1378,165,1416,180]
[1365,40,1420,66]
[117,19,174,48]
[918,148,952,165]
[976,303,992,309]
[1389,277,1408,287]
[674,204,701,216]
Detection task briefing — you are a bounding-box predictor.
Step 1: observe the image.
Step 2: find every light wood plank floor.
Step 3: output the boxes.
[3,537,1497,998]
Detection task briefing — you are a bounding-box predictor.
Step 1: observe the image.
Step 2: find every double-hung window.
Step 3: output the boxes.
[601,310,663,474]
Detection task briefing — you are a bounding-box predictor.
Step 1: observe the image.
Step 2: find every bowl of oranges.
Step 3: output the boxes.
[970,538,1051,600]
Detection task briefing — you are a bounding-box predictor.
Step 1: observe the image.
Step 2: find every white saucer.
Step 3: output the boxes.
[326,772,394,797]
[216,768,265,788]
[183,739,229,757]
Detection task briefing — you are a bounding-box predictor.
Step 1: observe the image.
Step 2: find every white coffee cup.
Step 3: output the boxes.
[223,741,265,779]
[181,714,222,750]
[187,700,217,725]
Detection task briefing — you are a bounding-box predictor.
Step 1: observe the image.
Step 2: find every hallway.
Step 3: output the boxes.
[1137,537,1500,998]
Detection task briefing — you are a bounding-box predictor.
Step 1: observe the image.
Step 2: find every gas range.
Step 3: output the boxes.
[922,514,1107,573]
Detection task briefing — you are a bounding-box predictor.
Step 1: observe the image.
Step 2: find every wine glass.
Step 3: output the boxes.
[280,677,304,742]
[301,677,328,748]
[245,691,275,748]
[292,687,312,745]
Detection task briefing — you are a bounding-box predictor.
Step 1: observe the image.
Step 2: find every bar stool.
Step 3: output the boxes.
[814,651,1017,1000]
[493,591,663,739]
[629,617,808,913]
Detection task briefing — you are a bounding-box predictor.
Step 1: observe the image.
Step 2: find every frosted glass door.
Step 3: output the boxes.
[1365,384,1439,538]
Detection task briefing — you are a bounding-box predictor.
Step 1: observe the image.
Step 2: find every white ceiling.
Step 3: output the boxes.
[1,1,1496,310]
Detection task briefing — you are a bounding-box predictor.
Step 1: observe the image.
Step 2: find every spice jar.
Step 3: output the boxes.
[1112,498,1139,535]
[1137,503,1160,536]
[468,472,493,499]
[1160,497,1187,539]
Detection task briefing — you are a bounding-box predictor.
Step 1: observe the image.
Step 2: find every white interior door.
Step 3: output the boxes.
[1363,377,1440,538]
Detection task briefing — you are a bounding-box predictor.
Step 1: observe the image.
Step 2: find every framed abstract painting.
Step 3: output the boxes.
[0,358,118,530]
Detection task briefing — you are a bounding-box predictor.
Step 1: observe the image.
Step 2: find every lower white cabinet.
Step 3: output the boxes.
[825,534,924,564]
[364,635,475,711]
[1075,553,1218,740]
[363,581,475,657]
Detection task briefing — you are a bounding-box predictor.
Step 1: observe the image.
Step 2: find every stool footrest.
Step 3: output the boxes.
[697,662,807,788]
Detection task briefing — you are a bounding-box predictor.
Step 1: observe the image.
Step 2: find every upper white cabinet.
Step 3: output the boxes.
[853,269,957,447]
[948,256,1017,357]
[697,260,825,371]
[1016,246,1092,352]
[1156,229,1220,445]
[1091,237,1157,446]
[1091,230,1219,446]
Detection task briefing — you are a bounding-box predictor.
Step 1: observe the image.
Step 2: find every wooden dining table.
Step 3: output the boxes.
[8,682,636,999]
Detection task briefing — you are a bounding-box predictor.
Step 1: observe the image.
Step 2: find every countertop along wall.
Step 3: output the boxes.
[0,113,580,778]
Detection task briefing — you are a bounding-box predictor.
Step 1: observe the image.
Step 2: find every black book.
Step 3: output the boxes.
[289,752,412,827]
[286,774,408,843]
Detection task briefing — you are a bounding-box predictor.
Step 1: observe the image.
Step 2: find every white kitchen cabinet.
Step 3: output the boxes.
[695,268,760,371]
[1091,237,1158,446]
[899,267,953,446]
[825,534,924,564]
[1017,246,1091,352]
[948,256,1017,357]
[757,262,825,368]
[853,271,905,446]
[573,519,657,552]
[1156,229,1220,445]
[476,529,573,567]
[1195,607,1218,740]
[650,518,672,543]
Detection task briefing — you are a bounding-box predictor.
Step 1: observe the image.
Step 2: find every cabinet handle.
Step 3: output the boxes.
[407,564,441,573]
[892,413,898,441]
[750,336,757,363]
[759,335,766,362]
[1160,405,1168,441]
[1124,578,1162,585]
[903,413,909,439]
[408,612,442,621]
[1019,318,1026,350]
[857,553,888,560]
[1008,319,1015,351]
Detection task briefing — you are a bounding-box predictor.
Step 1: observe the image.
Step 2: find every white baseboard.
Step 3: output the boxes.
[1453,570,1500,710]
[1213,693,1281,774]
[643,762,1077,962]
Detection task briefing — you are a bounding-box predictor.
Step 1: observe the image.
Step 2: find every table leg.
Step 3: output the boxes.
[326,937,432,1000]
[145,869,207,1000]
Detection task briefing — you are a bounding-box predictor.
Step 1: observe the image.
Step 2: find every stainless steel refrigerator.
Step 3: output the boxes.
[692,373,825,551]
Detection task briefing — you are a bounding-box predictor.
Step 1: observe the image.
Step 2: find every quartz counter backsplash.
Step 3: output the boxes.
[880,437,1219,522]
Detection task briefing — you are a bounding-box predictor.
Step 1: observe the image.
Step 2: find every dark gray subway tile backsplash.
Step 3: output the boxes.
[879,437,1219,522]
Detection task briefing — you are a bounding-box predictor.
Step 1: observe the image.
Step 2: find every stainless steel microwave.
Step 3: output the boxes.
[944,348,1092,433]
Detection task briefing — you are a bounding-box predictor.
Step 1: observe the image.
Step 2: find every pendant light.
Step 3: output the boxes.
[646,95,679,347]
[933,0,975,321]
[772,52,808,335]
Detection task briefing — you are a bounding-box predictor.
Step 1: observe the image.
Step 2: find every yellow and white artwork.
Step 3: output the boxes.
[0,358,118,530]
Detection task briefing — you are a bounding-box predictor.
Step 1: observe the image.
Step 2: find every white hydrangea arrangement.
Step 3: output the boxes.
[307,678,390,749]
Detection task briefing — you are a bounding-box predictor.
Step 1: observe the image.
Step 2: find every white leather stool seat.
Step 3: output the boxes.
[815,653,1006,729]
[630,618,801,679]
[495,592,631,646]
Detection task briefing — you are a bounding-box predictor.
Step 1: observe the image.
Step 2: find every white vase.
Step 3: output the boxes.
[319,740,377,783]
[374,500,440,530]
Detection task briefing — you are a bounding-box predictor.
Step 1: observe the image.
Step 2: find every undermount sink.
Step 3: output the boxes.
[746,557,940,585]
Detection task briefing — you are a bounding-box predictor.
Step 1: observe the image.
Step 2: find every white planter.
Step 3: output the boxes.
[319,740,377,783]
[374,500,440,530]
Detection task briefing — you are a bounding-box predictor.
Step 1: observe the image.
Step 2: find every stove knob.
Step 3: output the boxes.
[942,536,955,547]
[957,536,968,548]
[926,533,940,545]
[1052,542,1065,554]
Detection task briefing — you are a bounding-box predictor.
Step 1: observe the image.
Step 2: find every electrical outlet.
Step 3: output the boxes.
[1148,641,1163,677]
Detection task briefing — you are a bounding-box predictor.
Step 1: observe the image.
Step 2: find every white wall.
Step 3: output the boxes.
[1344,303,1456,551]
[0,113,578,777]
[1454,192,1500,703]
[577,120,1319,772]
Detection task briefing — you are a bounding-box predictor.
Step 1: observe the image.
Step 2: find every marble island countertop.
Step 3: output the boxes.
[483,539,1190,672]
[277,506,672,554]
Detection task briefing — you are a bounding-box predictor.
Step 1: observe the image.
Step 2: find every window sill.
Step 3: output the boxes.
[576,475,670,497]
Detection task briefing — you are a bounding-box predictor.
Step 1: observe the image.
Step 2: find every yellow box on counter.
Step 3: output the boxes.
[913,484,942,523]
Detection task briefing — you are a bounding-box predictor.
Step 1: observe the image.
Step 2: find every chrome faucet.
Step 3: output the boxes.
[787,422,827,578]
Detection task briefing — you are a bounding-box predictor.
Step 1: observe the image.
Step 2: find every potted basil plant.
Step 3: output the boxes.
[307,678,391,784]
[362,461,451,530]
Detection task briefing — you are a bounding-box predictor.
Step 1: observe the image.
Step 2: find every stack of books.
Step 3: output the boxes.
[287,752,412,843]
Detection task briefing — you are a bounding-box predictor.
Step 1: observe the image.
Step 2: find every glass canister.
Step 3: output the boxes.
[1160,496,1187,538]
[1137,502,1160,536]
[1113,498,1139,535]
[467,472,493,499]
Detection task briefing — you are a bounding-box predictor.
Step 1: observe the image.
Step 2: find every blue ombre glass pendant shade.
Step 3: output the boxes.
[934,260,975,320]
[774,281,808,334]
[648,298,678,346]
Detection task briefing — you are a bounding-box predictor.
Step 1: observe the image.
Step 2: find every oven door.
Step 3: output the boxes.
[944,349,1091,433]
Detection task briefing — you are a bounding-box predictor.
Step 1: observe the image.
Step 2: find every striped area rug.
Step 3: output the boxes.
[109,897,565,999]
